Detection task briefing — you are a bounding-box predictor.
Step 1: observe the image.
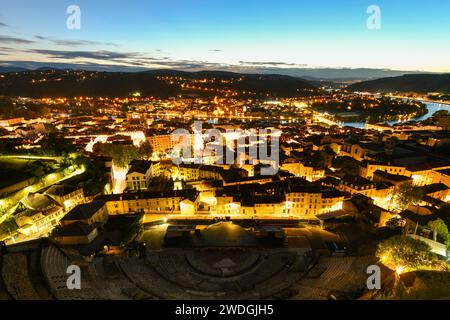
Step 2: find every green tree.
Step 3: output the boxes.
[427,219,450,247]
[3,217,18,235]
[99,143,141,168]
[432,110,450,119]
[431,110,450,130]
[394,182,423,211]
[437,117,450,130]
[386,217,404,230]
[40,132,76,156]
[138,140,153,159]
[376,235,438,273]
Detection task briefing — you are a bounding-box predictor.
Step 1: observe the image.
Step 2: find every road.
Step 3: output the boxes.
[0,155,64,161]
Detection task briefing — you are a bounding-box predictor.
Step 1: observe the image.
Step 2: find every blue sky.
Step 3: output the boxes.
[0,0,449,72]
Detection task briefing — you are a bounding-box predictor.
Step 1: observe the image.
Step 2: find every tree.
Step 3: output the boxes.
[98,143,141,168]
[40,132,76,156]
[432,110,450,119]
[3,217,18,235]
[431,110,450,130]
[437,117,450,131]
[376,235,438,273]
[394,181,423,211]
[427,219,450,246]
[138,140,153,159]
[386,217,404,230]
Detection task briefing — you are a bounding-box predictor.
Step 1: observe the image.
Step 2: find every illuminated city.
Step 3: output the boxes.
[0,0,449,307]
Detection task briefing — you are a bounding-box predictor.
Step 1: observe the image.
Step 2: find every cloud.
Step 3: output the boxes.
[29,49,140,61]
[0,35,35,44]
[52,39,118,47]
[7,46,311,73]
[34,35,119,47]
[3,46,308,73]
[239,61,307,67]
[26,48,231,70]
[0,22,8,28]
[209,49,223,52]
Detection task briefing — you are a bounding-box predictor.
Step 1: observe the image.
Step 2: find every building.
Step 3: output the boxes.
[14,193,65,236]
[45,184,85,210]
[432,168,450,188]
[281,160,325,182]
[97,189,199,216]
[147,133,193,154]
[126,160,159,191]
[338,175,377,197]
[285,185,345,217]
[407,163,450,187]
[341,141,386,162]
[344,194,393,230]
[52,221,99,245]
[147,134,173,153]
[172,163,202,181]
[420,183,449,203]
[240,196,285,216]
[60,201,108,227]
[215,181,345,218]
[360,161,407,180]
[0,117,25,128]
[340,142,366,161]
[372,170,412,186]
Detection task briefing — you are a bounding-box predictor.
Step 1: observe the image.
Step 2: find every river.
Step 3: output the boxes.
[340,101,450,129]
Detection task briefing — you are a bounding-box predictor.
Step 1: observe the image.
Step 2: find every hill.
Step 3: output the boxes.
[0,66,28,73]
[347,74,450,94]
[0,69,315,98]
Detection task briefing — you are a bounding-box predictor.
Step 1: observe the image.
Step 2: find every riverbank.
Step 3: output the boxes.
[334,100,449,129]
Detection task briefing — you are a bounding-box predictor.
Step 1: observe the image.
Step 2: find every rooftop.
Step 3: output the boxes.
[127,160,154,175]
[420,183,449,195]
[96,189,199,202]
[21,193,61,212]
[400,210,437,226]
[373,170,412,182]
[45,184,80,197]
[341,175,375,187]
[62,201,105,222]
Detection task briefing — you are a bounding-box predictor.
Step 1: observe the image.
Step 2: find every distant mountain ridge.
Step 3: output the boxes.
[0,69,316,98]
[0,61,428,80]
[347,74,450,94]
[0,66,29,73]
